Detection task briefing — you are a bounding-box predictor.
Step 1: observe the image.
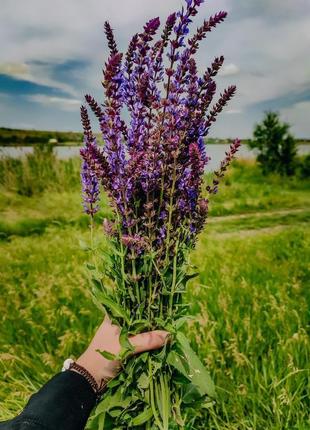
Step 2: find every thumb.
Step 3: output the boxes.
[129,330,169,354]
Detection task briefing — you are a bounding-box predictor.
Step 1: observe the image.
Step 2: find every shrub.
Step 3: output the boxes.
[249,111,297,176]
[297,154,310,179]
[0,144,80,196]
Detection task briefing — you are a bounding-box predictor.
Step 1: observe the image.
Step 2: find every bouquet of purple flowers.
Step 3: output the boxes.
[80,1,240,428]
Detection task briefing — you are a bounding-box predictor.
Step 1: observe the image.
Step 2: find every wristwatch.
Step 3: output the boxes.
[62,358,109,399]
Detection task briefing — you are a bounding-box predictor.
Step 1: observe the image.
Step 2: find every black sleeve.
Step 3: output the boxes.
[0,371,97,430]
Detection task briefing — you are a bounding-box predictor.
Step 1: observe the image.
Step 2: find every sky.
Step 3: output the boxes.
[0,0,309,138]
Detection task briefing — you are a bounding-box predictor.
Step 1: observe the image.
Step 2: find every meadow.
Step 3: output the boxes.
[0,148,309,429]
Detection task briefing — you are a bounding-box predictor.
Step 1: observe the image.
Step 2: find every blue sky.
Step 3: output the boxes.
[0,0,309,138]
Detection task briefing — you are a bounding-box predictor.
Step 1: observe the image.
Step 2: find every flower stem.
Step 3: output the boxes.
[149,357,164,430]
[169,239,179,318]
[165,158,177,264]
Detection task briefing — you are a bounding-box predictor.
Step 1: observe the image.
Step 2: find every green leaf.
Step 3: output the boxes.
[109,408,123,418]
[154,317,166,327]
[120,333,132,352]
[167,350,189,377]
[93,390,133,418]
[154,318,174,332]
[130,407,153,426]
[106,379,121,389]
[94,291,130,324]
[137,372,149,390]
[152,360,163,374]
[130,319,152,332]
[182,383,203,404]
[140,352,148,363]
[175,269,198,290]
[182,272,199,284]
[93,393,115,416]
[98,413,105,430]
[176,332,215,398]
[113,327,135,361]
[174,315,195,330]
[153,340,168,361]
[96,349,117,361]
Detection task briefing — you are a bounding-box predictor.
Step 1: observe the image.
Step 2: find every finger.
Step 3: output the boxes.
[129,330,169,354]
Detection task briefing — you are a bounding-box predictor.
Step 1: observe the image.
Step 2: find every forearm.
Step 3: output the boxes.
[0,371,96,430]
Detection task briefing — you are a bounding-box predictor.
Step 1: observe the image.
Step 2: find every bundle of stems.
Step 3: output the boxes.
[80,1,240,428]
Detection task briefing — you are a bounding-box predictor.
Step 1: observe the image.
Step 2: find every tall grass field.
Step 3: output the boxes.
[0,148,309,429]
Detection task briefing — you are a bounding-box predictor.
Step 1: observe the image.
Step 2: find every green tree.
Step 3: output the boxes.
[249,111,297,175]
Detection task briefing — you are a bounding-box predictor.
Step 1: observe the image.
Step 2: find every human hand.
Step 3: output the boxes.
[76,317,169,386]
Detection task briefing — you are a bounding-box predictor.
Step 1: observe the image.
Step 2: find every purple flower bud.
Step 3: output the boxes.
[204,85,236,132]
[121,234,147,254]
[103,218,116,236]
[167,13,177,28]
[81,160,100,216]
[144,17,161,35]
[104,21,118,56]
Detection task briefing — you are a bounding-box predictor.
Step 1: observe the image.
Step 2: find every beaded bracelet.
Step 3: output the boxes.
[62,358,109,399]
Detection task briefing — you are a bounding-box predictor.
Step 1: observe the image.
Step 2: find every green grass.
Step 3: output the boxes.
[190,227,310,429]
[0,155,309,429]
[208,160,310,216]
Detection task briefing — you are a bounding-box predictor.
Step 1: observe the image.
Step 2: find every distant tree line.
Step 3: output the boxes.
[0,128,84,145]
[0,128,238,146]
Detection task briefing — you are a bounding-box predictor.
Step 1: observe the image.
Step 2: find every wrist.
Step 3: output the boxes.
[76,349,119,386]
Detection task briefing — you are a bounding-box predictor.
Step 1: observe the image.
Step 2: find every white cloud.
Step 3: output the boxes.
[27,94,81,111]
[215,15,310,114]
[0,0,184,95]
[0,61,79,96]
[0,62,29,76]
[219,63,239,77]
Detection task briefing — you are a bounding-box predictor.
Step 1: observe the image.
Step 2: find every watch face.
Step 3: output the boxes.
[62,358,74,371]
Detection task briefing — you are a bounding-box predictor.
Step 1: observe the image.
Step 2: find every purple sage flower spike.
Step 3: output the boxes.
[188,11,228,55]
[104,21,118,55]
[85,94,103,119]
[204,85,237,133]
[81,159,100,216]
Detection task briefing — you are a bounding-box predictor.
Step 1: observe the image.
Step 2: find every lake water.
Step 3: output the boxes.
[1,144,309,172]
